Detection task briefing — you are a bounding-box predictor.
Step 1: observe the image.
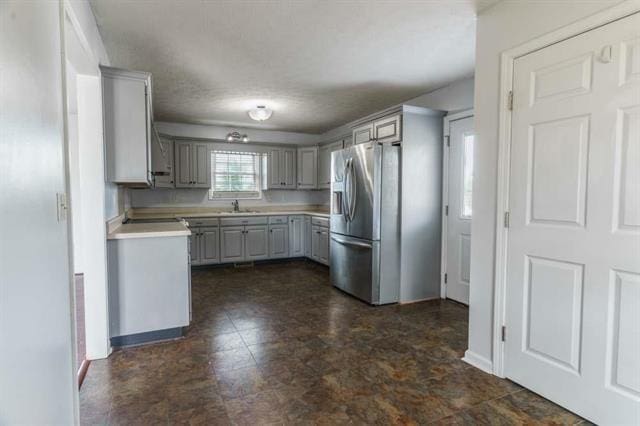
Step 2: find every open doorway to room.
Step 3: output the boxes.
[62,4,112,389]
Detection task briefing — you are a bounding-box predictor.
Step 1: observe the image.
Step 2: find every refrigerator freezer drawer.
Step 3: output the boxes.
[330,234,380,304]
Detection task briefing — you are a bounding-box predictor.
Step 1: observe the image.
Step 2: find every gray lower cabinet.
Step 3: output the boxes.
[190,229,201,265]
[289,216,305,257]
[269,224,289,258]
[200,227,220,264]
[245,226,269,260]
[304,216,312,257]
[311,225,330,266]
[220,226,245,262]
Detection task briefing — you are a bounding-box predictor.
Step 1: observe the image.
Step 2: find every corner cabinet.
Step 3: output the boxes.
[297,147,318,189]
[152,134,175,188]
[175,141,211,188]
[352,113,402,145]
[318,140,344,189]
[263,148,296,189]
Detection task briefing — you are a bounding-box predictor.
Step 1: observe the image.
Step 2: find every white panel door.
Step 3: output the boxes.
[192,142,210,188]
[245,225,269,260]
[282,149,297,189]
[505,14,640,425]
[446,115,474,304]
[189,231,201,265]
[304,216,312,257]
[220,226,245,263]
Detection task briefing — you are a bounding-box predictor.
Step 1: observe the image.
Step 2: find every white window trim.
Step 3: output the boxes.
[208,150,263,200]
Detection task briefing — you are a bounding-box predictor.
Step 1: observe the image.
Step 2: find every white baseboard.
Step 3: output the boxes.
[462,350,493,374]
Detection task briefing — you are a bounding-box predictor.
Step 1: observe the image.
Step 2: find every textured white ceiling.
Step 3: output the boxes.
[90,0,495,134]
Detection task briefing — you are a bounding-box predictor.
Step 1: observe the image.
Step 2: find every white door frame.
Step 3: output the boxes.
[440,109,474,299]
[492,1,640,378]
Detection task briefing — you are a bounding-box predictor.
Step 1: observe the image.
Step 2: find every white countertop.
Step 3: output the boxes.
[107,221,192,240]
[129,210,331,220]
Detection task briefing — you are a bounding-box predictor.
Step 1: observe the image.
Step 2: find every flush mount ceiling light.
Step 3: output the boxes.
[226,131,249,143]
[248,105,273,122]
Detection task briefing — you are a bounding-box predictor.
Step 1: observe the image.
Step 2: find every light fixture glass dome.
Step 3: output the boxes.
[248,105,273,121]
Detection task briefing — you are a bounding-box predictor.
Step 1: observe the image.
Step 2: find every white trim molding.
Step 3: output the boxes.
[491,1,640,378]
[462,350,493,375]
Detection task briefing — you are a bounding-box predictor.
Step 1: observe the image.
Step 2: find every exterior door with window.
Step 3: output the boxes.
[445,115,474,304]
[505,14,639,425]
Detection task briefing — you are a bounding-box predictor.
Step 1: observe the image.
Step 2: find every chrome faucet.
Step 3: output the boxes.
[231,199,239,212]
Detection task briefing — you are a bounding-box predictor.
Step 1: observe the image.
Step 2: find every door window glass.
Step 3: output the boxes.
[461,133,474,218]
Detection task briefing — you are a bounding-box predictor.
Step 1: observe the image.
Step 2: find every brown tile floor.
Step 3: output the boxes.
[81,260,585,425]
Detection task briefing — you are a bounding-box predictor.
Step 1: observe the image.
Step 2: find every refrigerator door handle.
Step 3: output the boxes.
[343,159,352,222]
[349,158,357,221]
[330,235,372,249]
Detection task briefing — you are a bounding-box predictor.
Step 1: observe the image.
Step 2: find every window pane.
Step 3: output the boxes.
[210,151,261,198]
[462,134,474,218]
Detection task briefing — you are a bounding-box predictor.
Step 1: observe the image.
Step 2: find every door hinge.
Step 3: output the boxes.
[445,135,450,147]
[507,91,513,111]
[445,205,449,216]
[501,325,507,342]
[444,273,448,284]
[504,211,510,228]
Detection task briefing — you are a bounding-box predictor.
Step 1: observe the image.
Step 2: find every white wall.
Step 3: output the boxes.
[0,2,77,423]
[467,0,626,369]
[405,77,475,113]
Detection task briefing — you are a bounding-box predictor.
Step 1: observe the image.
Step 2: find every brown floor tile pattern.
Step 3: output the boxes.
[81,260,586,425]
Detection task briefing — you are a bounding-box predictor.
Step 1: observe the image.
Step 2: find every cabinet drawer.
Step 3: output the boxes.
[220,216,267,226]
[311,216,329,228]
[186,218,219,227]
[268,215,288,224]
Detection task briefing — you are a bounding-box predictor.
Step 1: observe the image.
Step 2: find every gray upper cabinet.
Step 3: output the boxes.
[373,113,402,144]
[352,112,402,145]
[352,122,374,145]
[153,134,175,188]
[318,140,343,189]
[101,66,158,185]
[175,141,211,188]
[297,147,318,189]
[269,224,289,258]
[263,148,296,189]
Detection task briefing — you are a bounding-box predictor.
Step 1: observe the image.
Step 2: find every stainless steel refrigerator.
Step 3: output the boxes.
[329,141,400,305]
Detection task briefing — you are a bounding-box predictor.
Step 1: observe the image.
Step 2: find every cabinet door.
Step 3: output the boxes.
[318,228,330,266]
[311,226,321,262]
[267,148,282,188]
[154,136,174,188]
[289,216,305,257]
[269,225,289,258]
[245,225,269,260]
[220,226,245,263]
[373,113,402,144]
[200,227,220,264]
[282,148,297,188]
[318,145,331,189]
[352,122,374,145]
[175,142,193,187]
[304,217,312,257]
[297,147,317,189]
[189,230,201,265]
[192,142,211,188]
